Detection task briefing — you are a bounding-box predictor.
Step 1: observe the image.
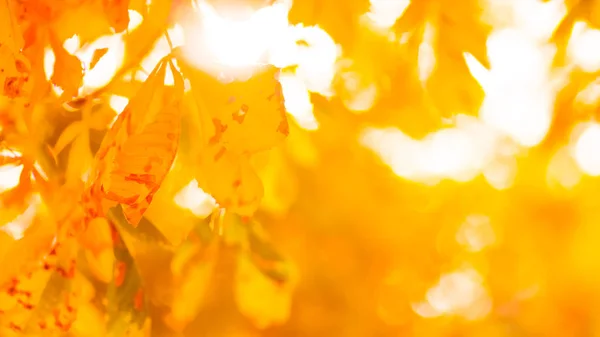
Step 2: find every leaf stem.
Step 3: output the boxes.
[165,31,174,52]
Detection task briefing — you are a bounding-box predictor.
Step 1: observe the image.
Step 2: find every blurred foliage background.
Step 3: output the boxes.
[3,0,600,336]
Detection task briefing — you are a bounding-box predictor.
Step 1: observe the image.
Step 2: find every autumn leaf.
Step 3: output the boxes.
[395,0,490,116]
[177,55,289,155]
[221,215,296,329]
[87,59,184,226]
[90,47,109,70]
[165,218,218,331]
[106,219,149,337]
[0,44,31,99]
[103,0,131,33]
[0,212,56,289]
[53,120,87,157]
[50,2,113,45]
[0,222,83,335]
[4,0,600,336]
[49,35,83,100]
[0,0,24,53]
[0,164,34,227]
[234,252,294,329]
[196,146,264,216]
[551,0,600,66]
[287,0,369,49]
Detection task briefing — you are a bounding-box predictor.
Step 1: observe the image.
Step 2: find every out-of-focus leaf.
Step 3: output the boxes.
[0,205,55,288]
[198,146,264,217]
[86,59,184,226]
[117,0,173,81]
[50,2,113,45]
[0,231,82,336]
[0,0,24,53]
[234,252,295,329]
[222,215,295,328]
[106,220,149,337]
[165,218,218,332]
[53,120,86,156]
[288,0,369,49]
[107,205,176,312]
[394,0,490,116]
[256,149,298,217]
[207,0,275,18]
[0,44,32,99]
[90,48,109,70]
[103,0,131,33]
[107,205,170,246]
[0,184,32,228]
[22,237,81,334]
[49,35,83,100]
[66,129,93,183]
[552,0,600,66]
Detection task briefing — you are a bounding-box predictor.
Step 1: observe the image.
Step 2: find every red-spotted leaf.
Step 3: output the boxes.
[87,59,184,226]
[177,54,289,155]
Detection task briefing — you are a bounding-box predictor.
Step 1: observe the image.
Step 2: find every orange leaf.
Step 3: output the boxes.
[88,59,184,226]
[102,0,131,33]
[89,48,109,70]
[0,44,31,99]
[0,0,24,53]
[49,35,83,100]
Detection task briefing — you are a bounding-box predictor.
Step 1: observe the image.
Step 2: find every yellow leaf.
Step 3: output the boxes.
[88,59,184,226]
[394,0,490,116]
[50,35,83,100]
[234,253,294,329]
[178,57,289,155]
[69,303,106,337]
[255,150,298,217]
[196,146,264,216]
[85,249,115,284]
[66,129,93,183]
[53,120,86,156]
[51,2,113,45]
[0,0,24,53]
[103,0,131,33]
[288,0,369,49]
[167,237,218,331]
[0,206,56,288]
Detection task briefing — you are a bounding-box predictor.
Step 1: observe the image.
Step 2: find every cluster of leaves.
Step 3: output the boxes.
[2,0,600,336]
[0,0,293,335]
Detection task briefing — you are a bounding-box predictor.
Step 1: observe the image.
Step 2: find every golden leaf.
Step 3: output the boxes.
[178,58,289,155]
[395,0,490,116]
[166,221,218,331]
[51,2,113,45]
[88,59,184,226]
[66,129,93,182]
[288,0,369,49]
[234,253,294,329]
[196,146,264,216]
